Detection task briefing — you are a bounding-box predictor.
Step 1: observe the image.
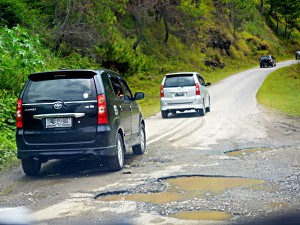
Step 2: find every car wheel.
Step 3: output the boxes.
[198,108,205,116]
[108,133,124,171]
[161,110,168,118]
[206,97,211,113]
[171,110,176,115]
[21,158,41,176]
[133,124,146,155]
[198,100,206,116]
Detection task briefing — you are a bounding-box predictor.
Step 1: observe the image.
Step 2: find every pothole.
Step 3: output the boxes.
[268,202,289,209]
[170,211,231,221]
[96,175,265,221]
[226,148,273,157]
[96,176,265,203]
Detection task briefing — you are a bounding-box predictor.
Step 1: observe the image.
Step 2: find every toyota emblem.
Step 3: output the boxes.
[53,101,63,110]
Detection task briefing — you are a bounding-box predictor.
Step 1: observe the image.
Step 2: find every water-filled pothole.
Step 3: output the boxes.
[98,176,264,204]
[171,211,231,221]
[226,148,272,157]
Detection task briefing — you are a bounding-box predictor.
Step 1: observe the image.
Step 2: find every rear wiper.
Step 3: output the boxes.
[36,99,67,106]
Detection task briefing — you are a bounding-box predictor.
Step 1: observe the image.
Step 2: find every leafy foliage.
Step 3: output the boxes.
[0,91,16,169]
[0,0,29,28]
[0,26,47,93]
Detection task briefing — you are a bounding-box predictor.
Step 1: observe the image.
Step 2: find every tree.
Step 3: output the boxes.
[224,0,256,37]
[0,0,29,28]
[277,0,300,37]
[266,0,300,37]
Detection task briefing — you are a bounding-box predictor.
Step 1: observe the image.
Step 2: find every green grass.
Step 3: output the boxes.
[257,63,300,117]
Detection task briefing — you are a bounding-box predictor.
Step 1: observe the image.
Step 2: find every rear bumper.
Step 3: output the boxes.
[160,98,204,111]
[16,125,118,160]
[17,145,117,159]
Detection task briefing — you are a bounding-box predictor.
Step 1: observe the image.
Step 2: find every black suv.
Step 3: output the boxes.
[260,55,276,68]
[16,69,146,176]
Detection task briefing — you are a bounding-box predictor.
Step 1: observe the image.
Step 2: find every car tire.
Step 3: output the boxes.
[108,133,124,171]
[198,108,205,116]
[161,111,168,118]
[133,124,146,155]
[171,110,176,115]
[206,97,211,113]
[21,158,41,176]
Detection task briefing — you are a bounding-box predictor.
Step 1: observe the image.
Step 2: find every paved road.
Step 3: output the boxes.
[0,60,299,225]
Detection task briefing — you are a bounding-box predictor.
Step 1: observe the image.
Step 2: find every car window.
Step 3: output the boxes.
[164,75,195,87]
[23,78,96,103]
[119,79,133,100]
[197,75,205,85]
[261,56,270,60]
[109,77,124,98]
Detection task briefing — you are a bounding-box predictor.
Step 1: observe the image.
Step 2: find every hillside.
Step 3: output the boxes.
[0,0,300,168]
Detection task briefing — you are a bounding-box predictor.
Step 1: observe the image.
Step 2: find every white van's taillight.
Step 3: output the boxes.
[160,85,164,97]
[195,83,201,95]
[16,99,23,128]
[97,94,108,124]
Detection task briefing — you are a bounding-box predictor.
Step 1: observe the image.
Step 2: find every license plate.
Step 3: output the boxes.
[45,118,72,128]
[175,93,184,97]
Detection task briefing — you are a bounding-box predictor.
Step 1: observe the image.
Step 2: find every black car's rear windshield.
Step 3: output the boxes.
[164,75,195,87]
[260,56,270,60]
[23,77,97,103]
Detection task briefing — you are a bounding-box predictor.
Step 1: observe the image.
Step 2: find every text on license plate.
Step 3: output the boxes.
[46,118,72,128]
[175,93,184,97]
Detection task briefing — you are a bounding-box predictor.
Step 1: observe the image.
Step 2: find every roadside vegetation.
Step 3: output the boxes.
[0,0,300,169]
[257,63,300,117]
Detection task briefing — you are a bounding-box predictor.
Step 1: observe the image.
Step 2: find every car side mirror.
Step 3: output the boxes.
[205,82,211,87]
[134,92,144,100]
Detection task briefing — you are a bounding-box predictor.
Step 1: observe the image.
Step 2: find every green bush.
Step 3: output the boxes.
[0,26,47,93]
[0,0,28,28]
[0,90,17,169]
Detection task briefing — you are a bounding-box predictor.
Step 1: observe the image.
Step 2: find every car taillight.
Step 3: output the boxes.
[195,83,200,95]
[16,99,23,128]
[97,94,108,124]
[160,85,164,97]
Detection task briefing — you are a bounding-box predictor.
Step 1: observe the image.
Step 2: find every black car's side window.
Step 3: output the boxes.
[119,79,133,100]
[109,77,124,98]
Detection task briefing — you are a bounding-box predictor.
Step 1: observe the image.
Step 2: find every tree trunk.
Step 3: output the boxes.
[284,18,288,37]
[55,0,74,51]
[260,0,263,13]
[133,16,144,51]
[162,12,169,44]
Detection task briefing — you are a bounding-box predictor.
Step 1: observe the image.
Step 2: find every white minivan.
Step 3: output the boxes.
[160,72,211,118]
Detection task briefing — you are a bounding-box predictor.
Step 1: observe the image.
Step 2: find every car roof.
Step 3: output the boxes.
[29,69,103,75]
[165,72,198,76]
[27,69,123,79]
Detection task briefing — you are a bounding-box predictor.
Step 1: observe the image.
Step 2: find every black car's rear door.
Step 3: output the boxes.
[21,71,99,144]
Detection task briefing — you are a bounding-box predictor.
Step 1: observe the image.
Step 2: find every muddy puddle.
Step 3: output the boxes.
[171,211,231,221]
[98,176,265,221]
[226,148,272,157]
[99,176,264,204]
